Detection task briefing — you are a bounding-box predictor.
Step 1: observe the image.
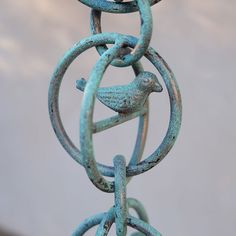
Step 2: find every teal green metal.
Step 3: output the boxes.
[95,207,162,236]
[76,71,162,113]
[79,0,161,14]
[49,33,181,179]
[72,198,151,236]
[127,198,149,224]
[114,155,127,236]
[48,0,182,235]
[90,0,153,67]
[128,198,149,236]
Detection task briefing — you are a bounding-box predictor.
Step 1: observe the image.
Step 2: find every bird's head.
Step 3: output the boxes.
[136,71,163,93]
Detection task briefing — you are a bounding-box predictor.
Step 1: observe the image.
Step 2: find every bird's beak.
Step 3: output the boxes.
[153,83,163,92]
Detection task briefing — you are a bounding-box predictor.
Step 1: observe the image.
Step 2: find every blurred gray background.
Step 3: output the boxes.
[1,0,236,235]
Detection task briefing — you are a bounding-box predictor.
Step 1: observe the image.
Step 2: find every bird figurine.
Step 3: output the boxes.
[76,71,163,114]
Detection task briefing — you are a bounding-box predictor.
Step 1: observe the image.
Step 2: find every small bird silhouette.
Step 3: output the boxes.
[76,71,163,114]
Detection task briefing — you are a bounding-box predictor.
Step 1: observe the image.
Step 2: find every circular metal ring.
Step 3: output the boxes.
[127,198,149,224]
[79,0,161,14]
[95,207,161,236]
[90,0,153,67]
[72,212,106,236]
[48,33,148,183]
[128,198,149,236]
[72,198,153,236]
[49,33,182,188]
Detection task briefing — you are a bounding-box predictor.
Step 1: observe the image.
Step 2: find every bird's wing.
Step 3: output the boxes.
[96,87,130,112]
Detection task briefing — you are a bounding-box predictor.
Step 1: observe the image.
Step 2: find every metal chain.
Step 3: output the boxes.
[48,0,182,235]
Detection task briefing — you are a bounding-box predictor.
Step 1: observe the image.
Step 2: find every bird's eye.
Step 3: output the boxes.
[143,78,151,84]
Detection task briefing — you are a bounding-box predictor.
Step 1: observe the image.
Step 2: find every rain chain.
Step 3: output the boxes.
[48,0,182,235]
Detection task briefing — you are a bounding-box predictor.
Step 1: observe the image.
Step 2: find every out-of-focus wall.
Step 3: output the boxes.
[0,0,235,235]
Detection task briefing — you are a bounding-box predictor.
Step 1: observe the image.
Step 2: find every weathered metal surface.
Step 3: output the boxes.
[127,198,149,224]
[48,0,182,235]
[92,105,148,133]
[114,155,127,236]
[95,207,162,236]
[79,0,161,14]
[49,33,181,179]
[90,0,153,67]
[48,34,149,179]
[127,198,149,236]
[72,213,107,236]
[76,72,162,114]
[72,198,152,236]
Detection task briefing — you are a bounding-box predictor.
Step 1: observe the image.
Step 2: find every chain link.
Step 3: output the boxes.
[90,0,153,67]
[79,0,161,13]
[48,0,182,235]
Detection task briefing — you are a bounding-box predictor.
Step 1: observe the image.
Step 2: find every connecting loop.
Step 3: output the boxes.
[90,0,153,67]
[79,0,161,14]
[114,155,127,236]
[96,207,161,236]
[72,198,153,236]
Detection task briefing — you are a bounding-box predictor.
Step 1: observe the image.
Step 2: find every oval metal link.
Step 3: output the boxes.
[79,0,161,14]
[90,0,153,67]
[127,198,149,224]
[72,213,106,236]
[128,198,149,236]
[114,155,127,236]
[80,40,124,192]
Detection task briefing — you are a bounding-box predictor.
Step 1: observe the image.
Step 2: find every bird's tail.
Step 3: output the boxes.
[76,78,87,92]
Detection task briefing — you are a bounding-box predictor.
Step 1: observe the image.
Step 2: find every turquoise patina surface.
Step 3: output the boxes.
[48,0,182,235]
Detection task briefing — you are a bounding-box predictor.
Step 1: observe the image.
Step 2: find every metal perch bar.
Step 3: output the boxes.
[92,107,148,134]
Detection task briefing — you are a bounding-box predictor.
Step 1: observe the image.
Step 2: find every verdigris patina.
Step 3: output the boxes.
[48,0,182,235]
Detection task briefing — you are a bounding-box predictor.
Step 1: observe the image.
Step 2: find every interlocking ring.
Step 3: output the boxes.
[49,33,182,193]
[72,201,160,236]
[50,1,181,234]
[73,213,155,236]
[96,207,161,236]
[79,0,161,14]
[90,0,153,67]
[48,33,148,183]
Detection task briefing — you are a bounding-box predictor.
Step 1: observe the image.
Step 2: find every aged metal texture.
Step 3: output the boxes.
[89,0,153,67]
[76,71,162,114]
[79,0,162,14]
[48,0,182,235]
